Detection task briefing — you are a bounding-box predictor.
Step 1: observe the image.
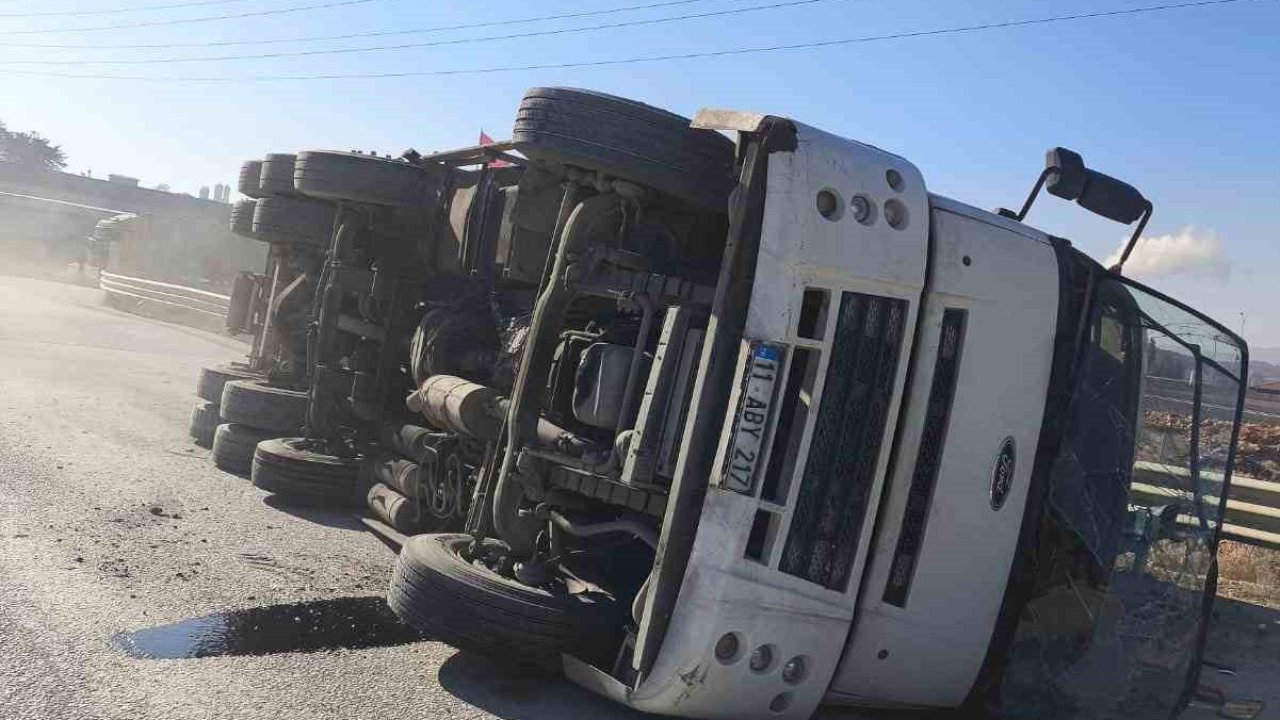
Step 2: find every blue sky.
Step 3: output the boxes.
[1,0,1276,347]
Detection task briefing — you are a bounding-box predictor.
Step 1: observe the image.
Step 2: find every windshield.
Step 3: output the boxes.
[996,274,1247,720]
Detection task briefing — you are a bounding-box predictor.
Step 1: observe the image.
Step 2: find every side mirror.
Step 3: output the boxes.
[1001,147,1153,273]
[1044,147,1149,225]
[1044,147,1088,202]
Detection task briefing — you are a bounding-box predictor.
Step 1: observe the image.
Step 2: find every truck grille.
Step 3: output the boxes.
[780,291,907,591]
[883,308,967,606]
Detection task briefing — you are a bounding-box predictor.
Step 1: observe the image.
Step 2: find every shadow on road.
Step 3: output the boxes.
[437,652,657,720]
[262,492,366,531]
[436,651,938,720]
[112,595,423,659]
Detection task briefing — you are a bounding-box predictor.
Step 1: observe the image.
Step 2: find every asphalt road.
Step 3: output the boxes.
[1,275,1273,720]
[0,275,659,720]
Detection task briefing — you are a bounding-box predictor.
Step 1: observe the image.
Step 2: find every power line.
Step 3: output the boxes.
[0,0,1269,80]
[0,0,396,34]
[0,0,258,18]
[0,0,720,44]
[0,0,843,64]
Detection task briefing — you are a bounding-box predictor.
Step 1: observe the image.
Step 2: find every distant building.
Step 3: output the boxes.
[0,165,260,287]
[1253,380,1280,396]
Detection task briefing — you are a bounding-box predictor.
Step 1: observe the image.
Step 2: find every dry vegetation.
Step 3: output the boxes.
[1215,420,1280,609]
[1140,412,1280,608]
[1137,412,1280,607]
[1217,541,1280,609]
[1145,412,1280,482]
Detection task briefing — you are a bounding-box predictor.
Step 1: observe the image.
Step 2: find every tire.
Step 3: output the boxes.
[252,437,364,505]
[294,150,440,208]
[238,159,267,199]
[188,401,220,448]
[229,198,257,239]
[212,423,271,475]
[195,363,260,403]
[251,196,335,249]
[259,153,299,197]
[219,379,307,435]
[387,534,625,667]
[512,87,736,212]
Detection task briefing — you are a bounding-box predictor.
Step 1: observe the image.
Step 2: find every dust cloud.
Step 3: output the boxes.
[1105,227,1229,279]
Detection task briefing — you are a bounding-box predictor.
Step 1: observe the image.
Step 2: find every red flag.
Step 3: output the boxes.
[479,130,509,167]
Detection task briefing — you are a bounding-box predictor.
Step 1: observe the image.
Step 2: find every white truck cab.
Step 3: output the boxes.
[389,93,1247,720]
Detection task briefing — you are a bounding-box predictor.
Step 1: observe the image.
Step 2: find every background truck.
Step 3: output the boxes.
[185,155,332,463]
[192,139,552,537]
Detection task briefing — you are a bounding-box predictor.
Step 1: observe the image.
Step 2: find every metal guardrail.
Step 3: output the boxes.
[99,271,229,319]
[1130,461,1280,551]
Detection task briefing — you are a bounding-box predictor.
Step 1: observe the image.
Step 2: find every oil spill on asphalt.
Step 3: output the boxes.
[112,596,424,659]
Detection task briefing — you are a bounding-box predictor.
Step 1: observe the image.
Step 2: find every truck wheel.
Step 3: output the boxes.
[188,401,221,448]
[252,196,335,249]
[251,438,363,506]
[212,423,271,476]
[219,379,307,435]
[512,87,736,212]
[259,153,299,197]
[293,150,439,208]
[237,159,267,199]
[195,363,260,403]
[387,534,625,668]
[229,199,257,239]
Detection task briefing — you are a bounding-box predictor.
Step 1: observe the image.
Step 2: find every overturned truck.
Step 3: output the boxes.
[384,90,1248,720]
[200,87,1248,720]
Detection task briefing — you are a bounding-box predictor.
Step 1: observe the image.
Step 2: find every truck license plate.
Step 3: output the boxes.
[723,342,783,494]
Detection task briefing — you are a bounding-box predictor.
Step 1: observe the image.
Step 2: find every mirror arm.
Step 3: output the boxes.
[1009,167,1055,221]
[1108,200,1154,273]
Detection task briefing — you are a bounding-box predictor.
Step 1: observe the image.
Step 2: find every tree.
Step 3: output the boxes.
[0,122,68,171]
